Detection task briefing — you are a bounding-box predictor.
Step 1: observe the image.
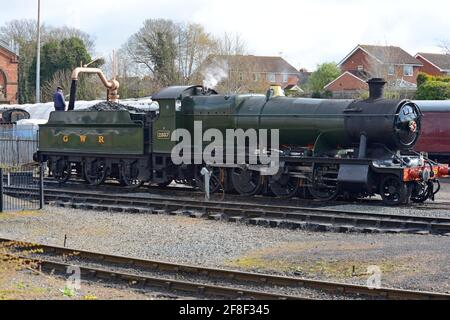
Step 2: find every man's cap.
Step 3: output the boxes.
[57,86,63,90]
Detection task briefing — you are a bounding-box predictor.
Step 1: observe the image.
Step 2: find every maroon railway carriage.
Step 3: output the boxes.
[414,101,450,163]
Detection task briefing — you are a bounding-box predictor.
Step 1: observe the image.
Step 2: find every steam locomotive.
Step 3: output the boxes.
[36,78,449,206]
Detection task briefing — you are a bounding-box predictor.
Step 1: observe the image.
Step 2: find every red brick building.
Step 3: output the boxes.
[0,40,19,104]
[324,70,370,93]
[415,53,450,76]
[325,45,422,98]
[199,55,300,93]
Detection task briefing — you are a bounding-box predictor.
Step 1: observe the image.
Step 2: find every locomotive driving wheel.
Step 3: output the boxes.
[269,173,300,199]
[119,162,143,188]
[308,165,339,201]
[52,159,71,184]
[83,159,110,186]
[379,175,411,206]
[231,167,264,196]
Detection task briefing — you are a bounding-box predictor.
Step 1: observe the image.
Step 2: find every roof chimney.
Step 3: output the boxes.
[367,78,387,100]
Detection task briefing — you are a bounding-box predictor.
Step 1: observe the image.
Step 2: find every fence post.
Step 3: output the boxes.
[0,168,3,212]
[39,164,44,209]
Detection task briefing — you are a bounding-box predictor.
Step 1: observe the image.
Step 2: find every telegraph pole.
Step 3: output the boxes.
[36,0,41,103]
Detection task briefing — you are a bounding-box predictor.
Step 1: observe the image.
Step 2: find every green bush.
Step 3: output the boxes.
[416,81,450,100]
[416,73,431,87]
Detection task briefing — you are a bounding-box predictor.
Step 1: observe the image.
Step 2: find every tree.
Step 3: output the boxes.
[177,23,218,84]
[45,26,95,54]
[0,19,96,103]
[41,69,72,102]
[125,19,219,89]
[307,63,341,96]
[29,37,91,90]
[28,37,104,102]
[191,32,251,94]
[0,20,40,103]
[439,40,450,55]
[125,19,178,88]
[217,32,247,56]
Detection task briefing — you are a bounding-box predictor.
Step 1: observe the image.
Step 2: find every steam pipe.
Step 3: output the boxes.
[68,67,120,111]
[358,134,367,159]
[68,80,78,111]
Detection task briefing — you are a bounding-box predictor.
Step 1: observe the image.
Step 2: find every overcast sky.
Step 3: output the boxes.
[1,0,449,70]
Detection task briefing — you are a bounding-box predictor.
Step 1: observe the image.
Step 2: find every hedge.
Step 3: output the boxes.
[415,81,450,100]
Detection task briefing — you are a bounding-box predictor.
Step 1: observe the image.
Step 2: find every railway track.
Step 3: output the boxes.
[5,185,450,236]
[2,237,449,300]
[35,176,450,211]
[43,178,450,211]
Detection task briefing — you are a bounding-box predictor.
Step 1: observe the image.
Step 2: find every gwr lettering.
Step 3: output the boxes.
[80,135,87,143]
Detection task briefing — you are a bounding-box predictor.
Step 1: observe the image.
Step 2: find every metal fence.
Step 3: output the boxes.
[0,164,44,212]
[0,127,38,166]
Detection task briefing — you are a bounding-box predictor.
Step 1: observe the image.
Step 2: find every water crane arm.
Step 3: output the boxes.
[68,67,120,111]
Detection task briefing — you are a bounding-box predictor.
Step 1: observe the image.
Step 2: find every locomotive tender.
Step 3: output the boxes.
[36,78,449,206]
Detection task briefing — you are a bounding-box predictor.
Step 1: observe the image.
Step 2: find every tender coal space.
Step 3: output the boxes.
[82,101,147,113]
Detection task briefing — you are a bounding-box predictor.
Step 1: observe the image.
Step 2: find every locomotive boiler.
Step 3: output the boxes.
[178,78,420,154]
[36,77,449,206]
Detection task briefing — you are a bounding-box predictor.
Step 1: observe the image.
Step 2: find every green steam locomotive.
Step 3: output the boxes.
[36,79,449,205]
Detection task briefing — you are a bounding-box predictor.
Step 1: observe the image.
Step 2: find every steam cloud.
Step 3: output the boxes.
[202,59,229,89]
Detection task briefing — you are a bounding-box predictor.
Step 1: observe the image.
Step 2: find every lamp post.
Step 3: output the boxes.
[36,0,41,103]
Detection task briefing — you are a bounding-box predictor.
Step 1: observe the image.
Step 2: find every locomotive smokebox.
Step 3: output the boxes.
[368,78,387,100]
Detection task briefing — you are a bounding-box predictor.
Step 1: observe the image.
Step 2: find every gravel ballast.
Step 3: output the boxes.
[1,207,450,294]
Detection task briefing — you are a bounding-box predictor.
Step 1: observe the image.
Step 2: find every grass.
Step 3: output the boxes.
[227,255,421,279]
[226,241,425,280]
[0,210,42,220]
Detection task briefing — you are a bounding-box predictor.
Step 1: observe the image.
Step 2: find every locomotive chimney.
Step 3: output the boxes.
[367,78,387,100]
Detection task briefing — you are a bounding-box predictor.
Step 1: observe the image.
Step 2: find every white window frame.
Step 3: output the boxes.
[282,74,289,83]
[403,65,413,77]
[267,73,276,83]
[253,73,260,82]
[388,65,395,76]
[357,65,364,72]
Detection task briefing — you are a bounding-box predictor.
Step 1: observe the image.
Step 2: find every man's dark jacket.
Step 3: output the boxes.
[53,91,66,111]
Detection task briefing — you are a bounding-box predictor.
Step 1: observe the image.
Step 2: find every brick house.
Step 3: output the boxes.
[0,40,19,104]
[325,45,422,98]
[198,55,300,93]
[415,53,450,76]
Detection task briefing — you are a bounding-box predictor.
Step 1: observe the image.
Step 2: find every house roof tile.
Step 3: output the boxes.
[339,45,422,66]
[417,52,450,71]
[359,45,422,65]
[210,55,299,74]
